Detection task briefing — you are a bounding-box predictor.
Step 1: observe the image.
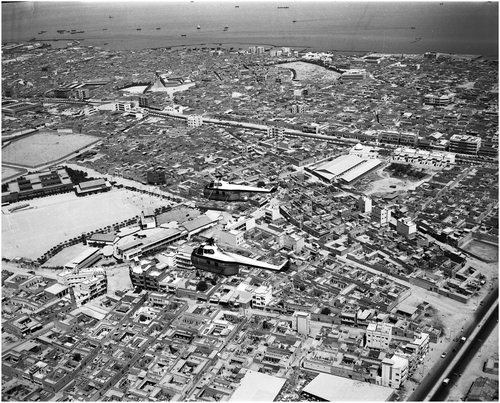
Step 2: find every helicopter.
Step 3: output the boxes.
[203,173,277,202]
[191,238,289,276]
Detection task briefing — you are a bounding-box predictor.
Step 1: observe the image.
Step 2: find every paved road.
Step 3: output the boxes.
[429,304,498,401]
[408,285,499,401]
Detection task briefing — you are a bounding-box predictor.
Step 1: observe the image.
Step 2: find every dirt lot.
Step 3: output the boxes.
[1,166,24,181]
[397,256,498,400]
[273,61,341,82]
[2,132,99,167]
[362,167,436,196]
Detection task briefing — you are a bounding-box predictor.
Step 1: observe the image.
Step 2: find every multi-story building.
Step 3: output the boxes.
[2,166,74,204]
[53,88,72,98]
[341,69,367,80]
[84,105,98,116]
[399,131,419,147]
[129,261,170,291]
[267,125,285,138]
[1,101,43,117]
[294,311,310,336]
[423,93,456,106]
[358,196,372,213]
[365,322,392,349]
[187,114,203,128]
[449,134,481,155]
[371,205,392,225]
[291,103,307,114]
[146,167,166,184]
[63,247,102,271]
[380,355,409,389]
[115,227,187,261]
[379,130,400,145]
[114,101,132,112]
[75,88,90,99]
[216,228,245,247]
[138,95,149,108]
[57,268,107,306]
[396,217,417,237]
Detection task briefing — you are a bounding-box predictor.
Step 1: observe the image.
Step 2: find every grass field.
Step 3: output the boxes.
[2,132,99,167]
[1,189,173,260]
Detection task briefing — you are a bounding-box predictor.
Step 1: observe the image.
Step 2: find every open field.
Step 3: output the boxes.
[363,168,433,196]
[273,61,341,82]
[1,166,25,182]
[2,132,100,167]
[1,189,173,260]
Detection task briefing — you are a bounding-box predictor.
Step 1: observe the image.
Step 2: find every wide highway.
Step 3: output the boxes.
[408,285,498,401]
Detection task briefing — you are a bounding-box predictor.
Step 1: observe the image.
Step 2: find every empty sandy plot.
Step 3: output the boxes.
[2,166,25,181]
[1,189,169,260]
[274,61,341,81]
[2,132,99,167]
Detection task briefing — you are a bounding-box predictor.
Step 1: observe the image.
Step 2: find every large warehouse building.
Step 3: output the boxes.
[311,154,382,184]
[302,373,395,401]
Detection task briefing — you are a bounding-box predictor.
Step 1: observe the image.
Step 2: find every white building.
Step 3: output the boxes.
[237,283,273,310]
[396,217,417,237]
[114,101,132,112]
[216,228,245,247]
[423,93,456,106]
[267,125,285,138]
[380,355,409,389]
[358,196,372,213]
[371,205,392,225]
[365,322,392,349]
[57,267,107,306]
[187,114,203,128]
[293,311,310,336]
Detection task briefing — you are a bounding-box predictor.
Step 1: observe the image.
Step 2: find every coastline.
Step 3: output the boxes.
[6,37,495,61]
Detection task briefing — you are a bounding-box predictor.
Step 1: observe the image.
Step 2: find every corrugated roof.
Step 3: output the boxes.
[302,373,394,401]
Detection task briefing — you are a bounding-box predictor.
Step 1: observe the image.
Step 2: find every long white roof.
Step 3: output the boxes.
[229,370,287,402]
[303,373,394,401]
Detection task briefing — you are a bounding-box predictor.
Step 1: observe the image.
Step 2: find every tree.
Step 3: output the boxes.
[320,307,331,316]
[139,314,147,322]
[196,280,208,292]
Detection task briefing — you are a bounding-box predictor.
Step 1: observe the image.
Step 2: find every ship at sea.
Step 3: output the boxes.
[197,25,201,29]
[277,6,289,9]
[223,25,229,31]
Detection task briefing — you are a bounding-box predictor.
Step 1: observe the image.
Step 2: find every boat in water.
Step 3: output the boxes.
[197,25,201,29]
[223,25,229,31]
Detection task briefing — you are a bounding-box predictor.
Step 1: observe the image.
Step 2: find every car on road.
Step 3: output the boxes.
[443,378,450,385]
[440,352,447,358]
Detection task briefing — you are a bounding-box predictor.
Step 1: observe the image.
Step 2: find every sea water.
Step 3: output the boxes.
[2,1,498,57]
